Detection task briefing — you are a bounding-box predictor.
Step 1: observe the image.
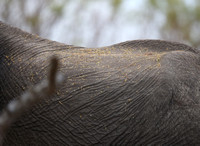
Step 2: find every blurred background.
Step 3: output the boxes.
[0,0,200,48]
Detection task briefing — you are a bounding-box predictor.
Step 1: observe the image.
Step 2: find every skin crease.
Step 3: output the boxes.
[1,21,200,145]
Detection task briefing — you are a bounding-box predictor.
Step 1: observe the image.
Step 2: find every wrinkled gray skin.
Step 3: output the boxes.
[1,21,200,145]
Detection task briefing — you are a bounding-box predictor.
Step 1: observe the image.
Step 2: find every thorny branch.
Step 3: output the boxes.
[0,56,64,144]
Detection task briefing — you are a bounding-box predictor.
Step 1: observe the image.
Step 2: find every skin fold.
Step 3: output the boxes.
[0,21,200,145]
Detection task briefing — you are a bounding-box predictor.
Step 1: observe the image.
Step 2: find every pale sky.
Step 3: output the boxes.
[50,0,164,47]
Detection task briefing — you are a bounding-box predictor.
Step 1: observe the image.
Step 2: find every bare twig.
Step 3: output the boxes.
[0,56,64,145]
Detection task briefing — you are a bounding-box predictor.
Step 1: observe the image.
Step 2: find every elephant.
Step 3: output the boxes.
[1,20,200,145]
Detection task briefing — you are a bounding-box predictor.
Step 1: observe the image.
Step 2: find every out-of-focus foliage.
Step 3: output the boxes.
[0,0,200,48]
[0,0,67,36]
[111,0,122,12]
[148,0,200,48]
[0,0,122,47]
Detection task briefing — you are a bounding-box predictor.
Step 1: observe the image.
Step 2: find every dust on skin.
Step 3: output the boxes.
[4,46,168,98]
[53,47,167,99]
